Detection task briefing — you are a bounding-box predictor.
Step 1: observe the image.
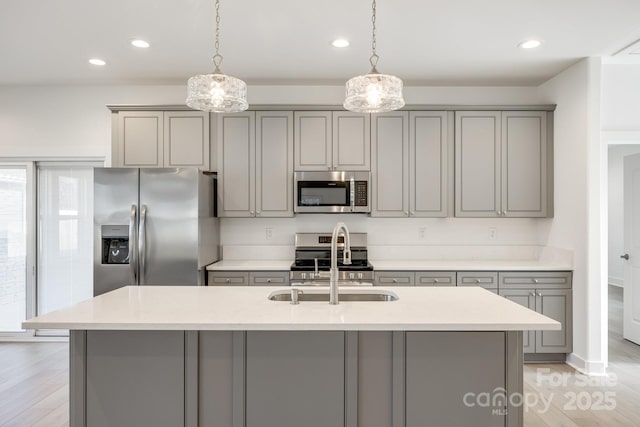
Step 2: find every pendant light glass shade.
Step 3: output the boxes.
[344,0,404,114]
[186,72,248,113]
[186,0,248,113]
[344,72,404,113]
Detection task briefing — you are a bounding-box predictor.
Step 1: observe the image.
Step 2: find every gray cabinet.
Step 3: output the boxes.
[217,112,255,217]
[249,271,289,286]
[208,271,250,286]
[371,111,453,218]
[456,271,498,293]
[499,271,572,354]
[455,111,552,218]
[255,112,294,217]
[371,112,409,217]
[115,111,210,169]
[85,331,186,427]
[245,331,345,427]
[374,271,414,286]
[294,111,370,171]
[218,112,293,217]
[409,111,454,217]
[415,271,456,286]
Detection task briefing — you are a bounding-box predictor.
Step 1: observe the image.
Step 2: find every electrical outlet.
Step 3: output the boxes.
[488,227,497,240]
[265,228,273,240]
[418,227,426,240]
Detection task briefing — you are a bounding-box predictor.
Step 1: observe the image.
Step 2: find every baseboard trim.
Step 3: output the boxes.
[608,276,623,288]
[566,353,607,376]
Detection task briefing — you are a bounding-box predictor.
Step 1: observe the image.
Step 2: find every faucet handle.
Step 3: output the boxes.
[343,249,352,265]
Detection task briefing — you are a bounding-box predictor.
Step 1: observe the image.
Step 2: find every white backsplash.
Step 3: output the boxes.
[219,215,572,264]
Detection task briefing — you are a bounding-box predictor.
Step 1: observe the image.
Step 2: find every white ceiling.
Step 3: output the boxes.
[1,0,640,86]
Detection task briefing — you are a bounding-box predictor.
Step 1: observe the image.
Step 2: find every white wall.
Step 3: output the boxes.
[608,145,640,286]
[537,57,604,374]
[602,64,640,131]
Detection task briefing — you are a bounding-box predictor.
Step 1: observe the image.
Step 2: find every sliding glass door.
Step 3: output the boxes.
[0,163,35,334]
[37,164,94,317]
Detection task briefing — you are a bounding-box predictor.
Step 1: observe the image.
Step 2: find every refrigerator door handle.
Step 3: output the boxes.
[139,205,147,285]
[129,204,138,284]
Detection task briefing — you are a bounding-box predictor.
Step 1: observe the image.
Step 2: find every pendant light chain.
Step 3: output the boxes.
[370,0,379,71]
[213,0,223,71]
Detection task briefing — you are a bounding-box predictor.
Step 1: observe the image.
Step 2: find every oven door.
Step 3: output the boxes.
[294,171,370,213]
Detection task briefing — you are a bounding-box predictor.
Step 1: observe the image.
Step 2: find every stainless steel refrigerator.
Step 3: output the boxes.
[93,168,219,296]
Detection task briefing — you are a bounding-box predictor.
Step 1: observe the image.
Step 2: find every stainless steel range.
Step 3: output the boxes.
[290,232,374,285]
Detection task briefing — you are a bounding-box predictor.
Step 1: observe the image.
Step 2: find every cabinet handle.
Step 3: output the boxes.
[537,292,542,297]
[475,279,481,283]
[225,279,230,283]
[530,292,535,296]
[496,211,500,216]
[256,211,261,215]
[533,279,539,283]
[434,279,439,283]
[410,211,415,216]
[250,211,254,215]
[267,279,271,283]
[404,211,409,216]
[392,279,398,283]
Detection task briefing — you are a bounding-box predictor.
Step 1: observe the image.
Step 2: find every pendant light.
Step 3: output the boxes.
[344,0,404,113]
[186,0,248,113]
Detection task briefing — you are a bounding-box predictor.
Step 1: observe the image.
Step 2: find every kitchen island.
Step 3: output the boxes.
[24,286,559,427]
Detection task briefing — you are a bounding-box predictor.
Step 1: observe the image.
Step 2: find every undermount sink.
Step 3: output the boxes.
[268,289,399,302]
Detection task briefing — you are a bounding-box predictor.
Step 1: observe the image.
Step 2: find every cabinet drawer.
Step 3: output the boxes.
[249,272,289,286]
[499,271,572,289]
[374,272,415,286]
[415,272,456,286]
[208,272,249,286]
[456,272,498,289]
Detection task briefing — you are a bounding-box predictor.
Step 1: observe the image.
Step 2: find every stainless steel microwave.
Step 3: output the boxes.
[294,171,371,213]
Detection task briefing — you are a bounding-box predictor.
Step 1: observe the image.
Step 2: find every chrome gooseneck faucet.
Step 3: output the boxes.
[329,222,352,305]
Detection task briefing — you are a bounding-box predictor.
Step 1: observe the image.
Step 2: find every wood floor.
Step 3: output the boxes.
[0,285,638,426]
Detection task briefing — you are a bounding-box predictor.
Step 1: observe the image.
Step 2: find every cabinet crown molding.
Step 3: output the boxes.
[107,104,557,112]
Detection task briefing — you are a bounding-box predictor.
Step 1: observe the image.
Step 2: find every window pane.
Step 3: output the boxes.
[37,166,94,315]
[0,168,27,332]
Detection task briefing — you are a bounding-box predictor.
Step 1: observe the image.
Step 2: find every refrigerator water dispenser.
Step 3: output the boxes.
[101,225,130,264]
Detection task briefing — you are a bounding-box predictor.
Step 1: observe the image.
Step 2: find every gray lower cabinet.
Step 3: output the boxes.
[374,271,415,286]
[456,271,499,293]
[85,331,186,427]
[415,271,456,286]
[499,271,572,354]
[249,271,289,286]
[245,331,345,427]
[208,271,249,285]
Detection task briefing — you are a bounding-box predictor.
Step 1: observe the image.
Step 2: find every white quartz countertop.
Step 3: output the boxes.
[23,286,560,332]
[206,259,572,272]
[207,260,292,271]
[370,260,572,271]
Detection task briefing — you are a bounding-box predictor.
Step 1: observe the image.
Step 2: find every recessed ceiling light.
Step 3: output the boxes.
[519,39,542,49]
[131,39,150,48]
[88,58,106,66]
[331,38,350,48]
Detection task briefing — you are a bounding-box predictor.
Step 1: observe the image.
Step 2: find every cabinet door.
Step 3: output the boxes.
[415,272,456,286]
[535,289,573,353]
[294,112,332,171]
[332,111,371,171]
[208,271,250,286]
[256,112,294,217]
[163,111,210,169]
[117,111,163,167]
[501,111,547,217]
[217,112,256,217]
[498,289,536,353]
[455,112,501,217]
[371,112,409,217]
[374,271,415,286]
[249,271,289,286]
[245,331,345,427]
[456,271,498,292]
[410,111,453,217]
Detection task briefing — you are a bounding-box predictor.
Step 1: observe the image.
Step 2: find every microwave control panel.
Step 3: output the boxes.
[354,181,368,206]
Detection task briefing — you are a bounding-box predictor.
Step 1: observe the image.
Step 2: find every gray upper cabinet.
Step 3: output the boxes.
[115,111,210,169]
[501,111,548,217]
[371,111,452,218]
[455,111,501,217]
[255,112,294,217]
[294,111,370,171]
[117,111,164,167]
[163,111,210,169]
[218,111,294,218]
[410,111,453,217]
[455,110,552,218]
[294,112,332,171]
[217,112,256,217]
[371,112,409,217]
[332,111,371,171]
